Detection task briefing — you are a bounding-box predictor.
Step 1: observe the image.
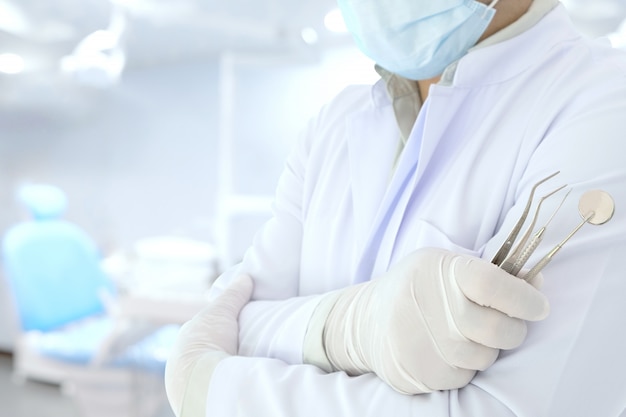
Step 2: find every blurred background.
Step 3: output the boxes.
[0,0,625,416]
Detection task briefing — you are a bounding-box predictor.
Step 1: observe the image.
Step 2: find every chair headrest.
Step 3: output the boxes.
[18,184,67,220]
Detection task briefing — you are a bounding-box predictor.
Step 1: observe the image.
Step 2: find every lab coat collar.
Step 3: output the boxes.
[450,4,581,88]
[371,78,392,108]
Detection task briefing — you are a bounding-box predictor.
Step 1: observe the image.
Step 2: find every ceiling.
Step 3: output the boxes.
[2,0,626,69]
[0,0,356,117]
[1,0,626,106]
[0,0,350,69]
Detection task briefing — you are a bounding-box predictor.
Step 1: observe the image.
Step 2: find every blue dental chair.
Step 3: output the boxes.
[3,184,115,336]
[1,184,179,417]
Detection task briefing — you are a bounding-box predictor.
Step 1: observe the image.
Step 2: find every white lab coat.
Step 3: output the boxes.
[207,5,626,416]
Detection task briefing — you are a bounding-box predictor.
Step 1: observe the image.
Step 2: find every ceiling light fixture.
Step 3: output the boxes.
[301,27,319,45]
[324,8,347,33]
[0,53,25,74]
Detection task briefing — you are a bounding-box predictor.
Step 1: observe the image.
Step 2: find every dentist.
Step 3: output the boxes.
[166,0,626,415]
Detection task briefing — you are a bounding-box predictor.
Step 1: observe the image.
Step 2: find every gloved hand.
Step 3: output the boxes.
[165,274,253,417]
[303,247,549,395]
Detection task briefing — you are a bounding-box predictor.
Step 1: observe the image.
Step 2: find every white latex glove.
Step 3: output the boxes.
[304,248,549,395]
[165,274,253,417]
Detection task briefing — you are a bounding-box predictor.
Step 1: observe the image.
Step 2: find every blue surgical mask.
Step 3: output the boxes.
[338,0,499,80]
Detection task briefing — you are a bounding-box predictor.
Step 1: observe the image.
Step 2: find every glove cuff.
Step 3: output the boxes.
[179,351,229,417]
[303,291,342,372]
[323,283,373,376]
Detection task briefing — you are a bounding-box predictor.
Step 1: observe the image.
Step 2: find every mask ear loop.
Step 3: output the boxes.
[482,0,500,18]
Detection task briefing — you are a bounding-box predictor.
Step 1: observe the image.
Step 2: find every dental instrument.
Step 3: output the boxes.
[522,190,615,282]
[500,186,569,275]
[491,171,560,266]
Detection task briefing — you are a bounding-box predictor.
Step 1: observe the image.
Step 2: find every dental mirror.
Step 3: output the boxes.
[522,189,615,282]
[578,189,615,225]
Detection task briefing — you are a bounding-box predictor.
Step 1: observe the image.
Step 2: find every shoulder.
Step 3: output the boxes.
[314,83,378,128]
[298,82,381,152]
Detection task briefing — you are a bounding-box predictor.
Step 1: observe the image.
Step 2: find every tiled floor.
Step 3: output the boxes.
[0,352,174,417]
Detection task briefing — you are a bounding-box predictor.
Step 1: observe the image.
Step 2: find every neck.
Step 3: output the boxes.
[417,0,533,100]
[478,0,533,42]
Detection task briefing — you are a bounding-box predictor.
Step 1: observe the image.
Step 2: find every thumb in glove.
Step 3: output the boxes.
[165,274,253,417]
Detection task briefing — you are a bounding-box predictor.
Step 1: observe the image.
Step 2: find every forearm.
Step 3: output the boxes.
[238,296,325,363]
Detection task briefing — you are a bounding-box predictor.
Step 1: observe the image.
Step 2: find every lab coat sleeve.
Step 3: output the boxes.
[204,356,519,417]
[209,167,319,365]
[208,88,356,364]
[228,112,319,363]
